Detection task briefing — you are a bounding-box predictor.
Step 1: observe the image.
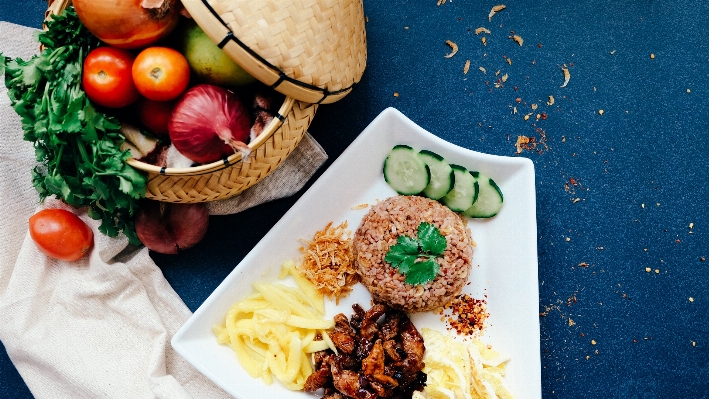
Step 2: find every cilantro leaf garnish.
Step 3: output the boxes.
[2,7,146,245]
[384,221,447,285]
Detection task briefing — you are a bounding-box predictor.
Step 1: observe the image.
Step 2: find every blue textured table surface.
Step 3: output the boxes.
[2,0,708,398]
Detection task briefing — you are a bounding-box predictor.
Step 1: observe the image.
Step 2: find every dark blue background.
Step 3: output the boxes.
[2,0,708,397]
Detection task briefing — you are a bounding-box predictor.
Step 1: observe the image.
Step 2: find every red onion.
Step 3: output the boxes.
[168,84,252,164]
[135,200,209,254]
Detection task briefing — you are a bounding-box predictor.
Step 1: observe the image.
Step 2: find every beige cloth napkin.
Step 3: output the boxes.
[0,21,327,398]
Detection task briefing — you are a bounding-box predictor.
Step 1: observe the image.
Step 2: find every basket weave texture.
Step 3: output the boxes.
[183,0,367,104]
[46,0,319,204]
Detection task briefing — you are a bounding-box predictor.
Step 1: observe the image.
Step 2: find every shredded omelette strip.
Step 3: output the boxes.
[298,221,359,303]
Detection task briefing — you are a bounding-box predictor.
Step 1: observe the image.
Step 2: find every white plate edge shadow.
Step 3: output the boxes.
[172,107,541,398]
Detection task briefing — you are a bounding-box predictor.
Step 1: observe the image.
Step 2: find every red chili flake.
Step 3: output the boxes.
[569,177,578,185]
[514,86,518,91]
[438,294,489,336]
[541,113,548,120]
[537,43,542,48]
[516,97,522,103]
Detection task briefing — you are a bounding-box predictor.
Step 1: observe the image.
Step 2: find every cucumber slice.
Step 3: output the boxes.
[440,165,479,212]
[383,145,430,195]
[463,172,504,218]
[418,150,454,200]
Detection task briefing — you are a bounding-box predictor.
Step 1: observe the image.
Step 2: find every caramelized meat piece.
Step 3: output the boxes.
[322,390,344,399]
[312,304,426,399]
[350,304,365,330]
[360,304,387,341]
[400,316,425,375]
[313,350,329,368]
[304,357,332,392]
[382,340,403,362]
[331,313,356,354]
[355,335,374,361]
[329,357,375,399]
[379,311,401,341]
[331,332,356,354]
[362,340,385,376]
[334,313,356,336]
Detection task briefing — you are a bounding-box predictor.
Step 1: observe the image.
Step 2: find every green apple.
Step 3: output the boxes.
[175,19,257,88]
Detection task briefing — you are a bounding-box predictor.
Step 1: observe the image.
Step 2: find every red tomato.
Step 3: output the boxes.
[132,47,190,101]
[82,47,140,108]
[137,97,176,135]
[29,209,94,262]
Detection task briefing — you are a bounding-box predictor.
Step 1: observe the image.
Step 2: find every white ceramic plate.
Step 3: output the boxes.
[172,107,541,399]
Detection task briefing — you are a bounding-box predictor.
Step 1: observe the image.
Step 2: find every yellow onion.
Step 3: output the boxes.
[73,0,181,49]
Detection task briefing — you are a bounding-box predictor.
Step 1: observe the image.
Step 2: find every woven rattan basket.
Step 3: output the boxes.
[45,0,365,203]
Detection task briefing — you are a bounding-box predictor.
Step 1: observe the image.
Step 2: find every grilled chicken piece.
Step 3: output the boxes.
[362,340,385,376]
[360,304,387,341]
[304,356,332,392]
[400,316,425,375]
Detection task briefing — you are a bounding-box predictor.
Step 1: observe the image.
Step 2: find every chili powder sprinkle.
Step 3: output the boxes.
[438,293,489,336]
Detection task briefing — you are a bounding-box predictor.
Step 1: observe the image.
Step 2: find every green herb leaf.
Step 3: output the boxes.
[405,258,440,285]
[417,221,447,255]
[384,221,448,285]
[2,7,146,245]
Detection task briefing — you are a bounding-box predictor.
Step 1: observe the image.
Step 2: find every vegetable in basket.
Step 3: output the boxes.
[1,8,146,245]
[73,0,182,49]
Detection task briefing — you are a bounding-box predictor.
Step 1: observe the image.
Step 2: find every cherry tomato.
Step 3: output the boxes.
[82,47,140,108]
[29,209,94,262]
[132,47,190,101]
[137,97,176,135]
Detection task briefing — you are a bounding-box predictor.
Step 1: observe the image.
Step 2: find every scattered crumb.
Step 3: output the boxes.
[506,58,512,65]
[511,34,524,46]
[475,27,491,35]
[501,73,508,82]
[481,36,487,46]
[568,318,575,326]
[655,269,660,274]
[610,49,616,55]
[689,297,694,302]
[463,59,471,74]
[687,89,691,93]
[645,267,651,272]
[444,40,458,58]
[488,4,506,21]
[591,340,597,345]
[598,109,604,115]
[547,95,555,106]
[650,53,655,59]
[531,103,539,110]
[560,65,571,88]
[479,66,486,74]
[393,92,399,97]
[351,203,369,210]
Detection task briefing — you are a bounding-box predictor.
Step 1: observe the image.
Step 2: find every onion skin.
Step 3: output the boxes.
[135,200,209,254]
[73,0,181,49]
[168,84,252,164]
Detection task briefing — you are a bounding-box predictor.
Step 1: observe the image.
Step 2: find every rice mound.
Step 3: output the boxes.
[353,195,474,312]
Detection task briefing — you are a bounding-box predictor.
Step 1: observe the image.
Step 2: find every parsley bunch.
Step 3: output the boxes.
[384,221,447,285]
[1,8,146,245]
